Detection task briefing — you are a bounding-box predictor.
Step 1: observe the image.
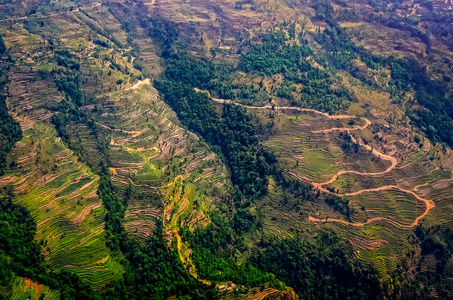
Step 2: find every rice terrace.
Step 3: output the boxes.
[1,0,453,299]
[206,92,435,228]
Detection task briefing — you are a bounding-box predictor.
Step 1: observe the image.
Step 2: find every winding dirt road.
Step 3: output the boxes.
[206,92,435,228]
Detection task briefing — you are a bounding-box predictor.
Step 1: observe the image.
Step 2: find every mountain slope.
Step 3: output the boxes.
[0,0,453,299]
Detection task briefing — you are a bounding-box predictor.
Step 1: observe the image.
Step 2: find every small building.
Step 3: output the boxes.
[218,285,226,291]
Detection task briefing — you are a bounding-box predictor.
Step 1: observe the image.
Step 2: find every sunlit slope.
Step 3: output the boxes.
[0,18,124,290]
[9,276,60,300]
[0,0,232,286]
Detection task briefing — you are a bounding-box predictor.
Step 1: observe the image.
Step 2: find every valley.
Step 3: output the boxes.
[0,0,453,299]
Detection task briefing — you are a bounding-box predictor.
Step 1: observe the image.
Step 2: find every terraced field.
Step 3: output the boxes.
[101,85,227,241]
[91,81,230,240]
[221,287,295,300]
[71,3,231,243]
[9,277,60,300]
[2,0,453,297]
[98,84,230,278]
[0,59,123,288]
[0,7,126,290]
[207,90,453,277]
[7,124,121,285]
[0,1,231,289]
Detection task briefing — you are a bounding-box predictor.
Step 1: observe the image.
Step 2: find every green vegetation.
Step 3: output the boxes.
[0,34,6,54]
[240,31,354,111]
[251,231,382,299]
[182,214,286,289]
[42,38,221,300]
[8,123,123,290]
[0,194,46,288]
[0,34,89,299]
[8,276,60,300]
[0,35,22,175]
[155,74,271,202]
[105,224,217,300]
[325,194,351,220]
[2,0,453,299]
[48,50,91,148]
[410,225,453,298]
[312,0,453,147]
[0,192,102,300]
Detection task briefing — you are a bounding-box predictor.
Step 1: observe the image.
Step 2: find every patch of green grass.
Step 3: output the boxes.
[286,114,314,121]
[36,62,59,74]
[298,147,344,180]
[55,177,93,197]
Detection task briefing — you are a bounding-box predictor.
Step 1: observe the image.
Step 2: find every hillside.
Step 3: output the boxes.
[0,0,453,299]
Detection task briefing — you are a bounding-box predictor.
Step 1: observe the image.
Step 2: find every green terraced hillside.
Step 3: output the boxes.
[1,0,453,299]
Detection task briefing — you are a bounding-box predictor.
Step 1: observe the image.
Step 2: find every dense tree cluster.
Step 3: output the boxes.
[0,36,22,176]
[324,195,351,220]
[251,231,383,300]
[181,214,286,290]
[341,133,359,154]
[143,15,179,57]
[105,223,216,300]
[239,31,312,76]
[0,34,6,54]
[415,226,453,263]
[47,50,91,150]
[0,194,46,284]
[409,225,453,298]
[391,60,453,146]
[273,169,314,201]
[363,55,453,147]
[155,65,271,201]
[240,30,354,111]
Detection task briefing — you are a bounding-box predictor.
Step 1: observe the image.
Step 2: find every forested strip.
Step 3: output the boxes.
[180,214,286,290]
[104,223,217,300]
[250,231,384,300]
[410,225,453,298]
[0,34,22,175]
[239,30,355,111]
[155,76,271,202]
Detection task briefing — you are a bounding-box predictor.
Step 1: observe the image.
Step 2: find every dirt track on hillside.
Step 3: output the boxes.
[207,93,434,228]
